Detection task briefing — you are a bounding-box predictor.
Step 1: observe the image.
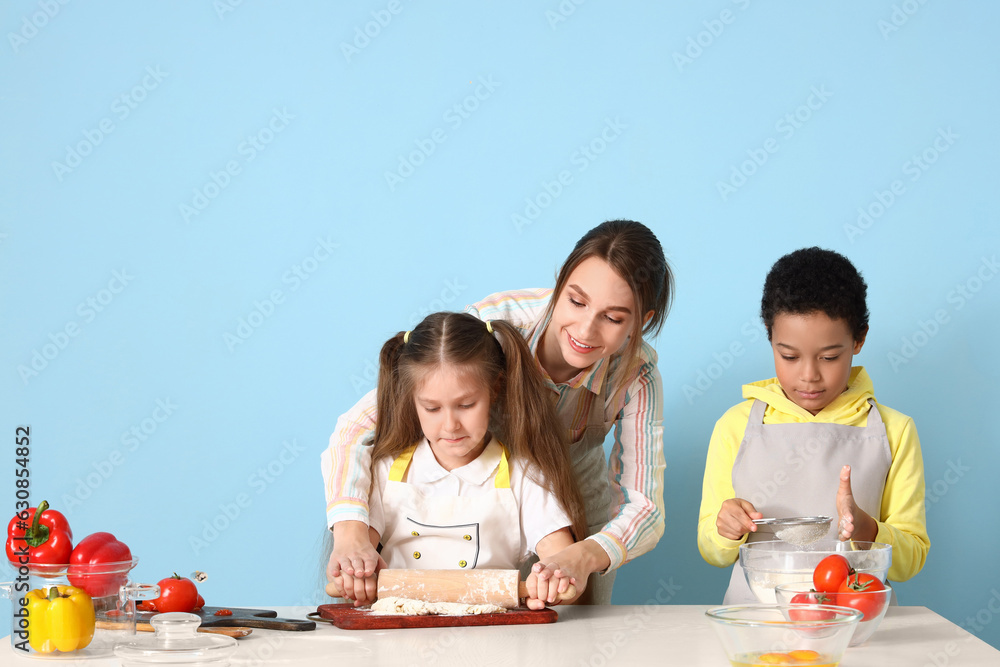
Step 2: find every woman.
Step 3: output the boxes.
[322,220,673,604]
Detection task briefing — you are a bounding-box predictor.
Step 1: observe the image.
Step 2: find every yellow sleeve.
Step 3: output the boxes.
[697,402,752,567]
[872,407,930,581]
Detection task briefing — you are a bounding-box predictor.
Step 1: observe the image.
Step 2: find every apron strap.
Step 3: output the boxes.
[387,441,512,489]
[494,444,511,489]
[388,444,417,482]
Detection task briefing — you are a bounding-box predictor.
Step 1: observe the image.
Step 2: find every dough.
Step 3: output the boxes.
[370,596,507,616]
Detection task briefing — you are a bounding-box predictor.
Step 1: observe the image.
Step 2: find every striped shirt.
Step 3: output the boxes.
[321,288,666,570]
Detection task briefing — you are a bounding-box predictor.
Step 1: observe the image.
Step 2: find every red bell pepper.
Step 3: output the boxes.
[6,501,74,566]
[67,532,132,598]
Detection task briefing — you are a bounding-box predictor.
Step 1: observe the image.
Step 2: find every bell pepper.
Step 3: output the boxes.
[6,501,74,566]
[67,532,132,598]
[24,585,96,653]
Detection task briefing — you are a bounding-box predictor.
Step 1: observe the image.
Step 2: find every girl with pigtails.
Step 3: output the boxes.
[324,220,673,605]
[327,312,588,609]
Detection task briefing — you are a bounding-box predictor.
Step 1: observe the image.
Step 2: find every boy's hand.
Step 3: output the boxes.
[525,561,582,610]
[836,465,878,542]
[717,498,763,540]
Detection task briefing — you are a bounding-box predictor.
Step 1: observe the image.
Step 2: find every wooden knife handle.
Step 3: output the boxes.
[95,620,252,638]
[517,581,577,601]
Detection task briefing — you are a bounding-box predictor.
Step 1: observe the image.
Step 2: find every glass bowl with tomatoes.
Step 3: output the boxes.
[706,604,862,666]
[776,579,892,647]
[739,540,891,604]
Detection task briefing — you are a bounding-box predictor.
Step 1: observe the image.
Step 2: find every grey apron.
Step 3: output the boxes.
[725,398,891,603]
[520,378,616,604]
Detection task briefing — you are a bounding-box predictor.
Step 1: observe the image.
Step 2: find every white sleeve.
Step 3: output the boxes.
[513,461,572,558]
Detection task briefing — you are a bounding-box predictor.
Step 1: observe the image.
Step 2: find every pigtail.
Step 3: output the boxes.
[490,320,589,541]
[372,332,423,462]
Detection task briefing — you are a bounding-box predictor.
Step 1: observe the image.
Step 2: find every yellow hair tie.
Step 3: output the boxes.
[403,331,411,344]
[485,321,494,334]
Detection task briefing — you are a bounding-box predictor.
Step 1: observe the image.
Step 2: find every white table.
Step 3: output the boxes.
[5,605,999,665]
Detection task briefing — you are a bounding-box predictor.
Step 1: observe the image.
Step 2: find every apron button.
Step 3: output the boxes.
[411,531,419,536]
[463,534,472,541]
[412,551,421,560]
[458,560,467,568]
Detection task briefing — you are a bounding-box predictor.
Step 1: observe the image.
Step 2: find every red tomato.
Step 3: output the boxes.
[788,590,835,621]
[813,554,852,593]
[837,573,887,621]
[193,594,205,612]
[149,574,200,613]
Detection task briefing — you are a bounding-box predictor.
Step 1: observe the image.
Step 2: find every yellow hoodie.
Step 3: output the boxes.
[697,367,929,582]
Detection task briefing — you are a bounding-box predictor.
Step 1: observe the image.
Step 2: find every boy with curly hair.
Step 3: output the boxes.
[697,247,930,603]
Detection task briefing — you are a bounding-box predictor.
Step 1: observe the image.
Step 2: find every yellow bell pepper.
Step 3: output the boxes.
[25,585,96,653]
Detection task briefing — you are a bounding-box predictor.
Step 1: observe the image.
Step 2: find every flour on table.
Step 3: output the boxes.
[370,596,507,616]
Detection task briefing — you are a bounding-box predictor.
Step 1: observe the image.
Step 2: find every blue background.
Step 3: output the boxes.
[2,0,999,651]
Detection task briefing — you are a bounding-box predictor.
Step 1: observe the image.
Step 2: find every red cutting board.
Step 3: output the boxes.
[315,603,557,630]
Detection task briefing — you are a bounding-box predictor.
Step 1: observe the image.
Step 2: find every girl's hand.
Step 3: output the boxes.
[525,561,581,609]
[716,498,762,540]
[327,521,382,580]
[331,569,381,607]
[836,465,877,542]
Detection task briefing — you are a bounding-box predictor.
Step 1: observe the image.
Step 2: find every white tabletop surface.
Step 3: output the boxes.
[5,605,999,666]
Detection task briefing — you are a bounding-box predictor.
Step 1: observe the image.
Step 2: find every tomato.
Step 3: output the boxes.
[812,554,852,593]
[836,572,887,621]
[148,574,199,613]
[788,591,835,621]
[193,594,205,612]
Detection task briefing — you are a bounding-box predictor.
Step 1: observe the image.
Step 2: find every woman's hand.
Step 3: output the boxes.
[525,561,581,609]
[836,465,877,542]
[326,522,386,606]
[528,538,610,608]
[716,498,762,540]
[327,521,381,578]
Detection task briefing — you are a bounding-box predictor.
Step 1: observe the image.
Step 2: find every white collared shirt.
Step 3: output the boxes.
[369,438,571,560]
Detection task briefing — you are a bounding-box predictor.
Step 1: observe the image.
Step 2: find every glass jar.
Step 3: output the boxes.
[2,558,158,659]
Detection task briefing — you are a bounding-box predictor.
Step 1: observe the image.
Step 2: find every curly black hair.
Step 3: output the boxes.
[761,247,869,342]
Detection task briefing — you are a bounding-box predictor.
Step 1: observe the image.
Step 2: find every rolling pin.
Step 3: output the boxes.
[375,569,577,608]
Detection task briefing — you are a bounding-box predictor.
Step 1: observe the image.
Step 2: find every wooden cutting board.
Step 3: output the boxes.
[135,606,316,631]
[314,603,557,630]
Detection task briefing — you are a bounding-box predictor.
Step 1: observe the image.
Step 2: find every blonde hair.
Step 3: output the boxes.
[373,312,587,540]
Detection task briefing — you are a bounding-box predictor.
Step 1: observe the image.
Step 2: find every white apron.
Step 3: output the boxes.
[725,398,891,603]
[379,440,522,570]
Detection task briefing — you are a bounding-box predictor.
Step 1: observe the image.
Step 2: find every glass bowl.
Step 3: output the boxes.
[706,604,862,666]
[739,540,891,603]
[775,580,892,647]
